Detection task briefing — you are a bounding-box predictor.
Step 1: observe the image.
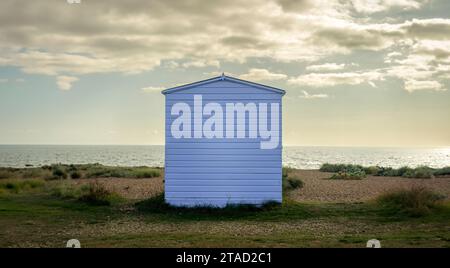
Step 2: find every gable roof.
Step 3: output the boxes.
[161,73,286,95]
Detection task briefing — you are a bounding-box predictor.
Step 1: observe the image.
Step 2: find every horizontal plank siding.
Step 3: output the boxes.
[166,186,280,192]
[165,180,281,186]
[165,154,281,161]
[165,167,281,174]
[167,199,277,207]
[164,78,283,207]
[165,173,281,180]
[166,161,281,168]
[166,192,282,199]
[166,143,277,149]
[166,148,281,155]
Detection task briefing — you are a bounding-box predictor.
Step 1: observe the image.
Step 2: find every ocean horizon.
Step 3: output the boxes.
[0,144,448,169]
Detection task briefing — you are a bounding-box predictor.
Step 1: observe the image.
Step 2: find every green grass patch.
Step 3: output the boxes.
[433,166,450,176]
[70,171,82,179]
[0,168,16,179]
[402,166,435,179]
[1,185,449,247]
[50,166,68,180]
[82,164,161,179]
[329,171,366,180]
[320,164,366,180]
[1,164,162,180]
[50,181,89,199]
[136,193,283,220]
[320,163,364,173]
[0,167,52,180]
[320,163,450,179]
[375,187,446,217]
[50,181,123,206]
[135,192,450,224]
[282,167,304,191]
[0,179,45,194]
[78,181,123,206]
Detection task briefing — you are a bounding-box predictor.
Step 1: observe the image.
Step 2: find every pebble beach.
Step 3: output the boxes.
[72,169,450,203]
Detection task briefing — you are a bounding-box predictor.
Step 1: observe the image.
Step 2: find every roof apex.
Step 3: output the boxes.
[161,74,286,95]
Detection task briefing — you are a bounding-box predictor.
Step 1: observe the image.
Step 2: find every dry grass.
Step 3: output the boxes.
[376,186,446,217]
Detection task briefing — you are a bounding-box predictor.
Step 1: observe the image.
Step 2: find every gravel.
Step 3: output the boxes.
[288,170,450,203]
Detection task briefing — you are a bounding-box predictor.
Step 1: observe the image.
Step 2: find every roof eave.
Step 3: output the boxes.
[161,76,222,95]
[161,75,286,95]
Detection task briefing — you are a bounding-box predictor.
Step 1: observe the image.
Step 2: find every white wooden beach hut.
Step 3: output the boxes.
[162,74,285,207]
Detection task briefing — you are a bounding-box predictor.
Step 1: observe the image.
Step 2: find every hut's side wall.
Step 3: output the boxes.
[165,80,282,207]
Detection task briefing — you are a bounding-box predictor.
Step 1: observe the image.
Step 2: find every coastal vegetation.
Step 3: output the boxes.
[0,164,449,247]
[0,164,162,180]
[51,181,124,206]
[375,186,446,217]
[282,167,304,191]
[320,163,450,179]
[0,179,45,195]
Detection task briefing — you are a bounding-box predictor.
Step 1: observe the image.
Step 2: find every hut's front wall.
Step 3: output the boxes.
[165,80,282,207]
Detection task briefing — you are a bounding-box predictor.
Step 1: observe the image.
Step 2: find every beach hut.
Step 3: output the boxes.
[162,74,285,207]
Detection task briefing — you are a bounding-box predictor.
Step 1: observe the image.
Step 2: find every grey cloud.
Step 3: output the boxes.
[311,27,390,50]
[416,46,450,60]
[275,0,314,13]
[87,37,153,54]
[403,19,450,40]
[310,18,450,52]
[220,36,275,49]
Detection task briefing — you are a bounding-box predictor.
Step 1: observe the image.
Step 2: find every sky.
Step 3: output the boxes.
[0,0,449,147]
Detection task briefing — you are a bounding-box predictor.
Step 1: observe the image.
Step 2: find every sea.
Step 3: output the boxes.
[0,145,449,169]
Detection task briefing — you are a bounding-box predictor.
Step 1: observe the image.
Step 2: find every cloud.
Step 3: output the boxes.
[239,68,287,81]
[141,86,165,93]
[412,40,450,59]
[306,63,346,72]
[56,76,78,91]
[0,78,8,83]
[309,18,450,53]
[0,0,301,75]
[384,42,450,92]
[402,18,450,40]
[404,80,446,92]
[220,36,276,50]
[288,71,384,87]
[275,0,315,13]
[384,51,403,63]
[299,90,329,99]
[350,0,426,14]
[0,0,448,94]
[0,50,161,76]
[310,24,398,52]
[368,81,378,88]
[182,60,220,68]
[387,55,435,80]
